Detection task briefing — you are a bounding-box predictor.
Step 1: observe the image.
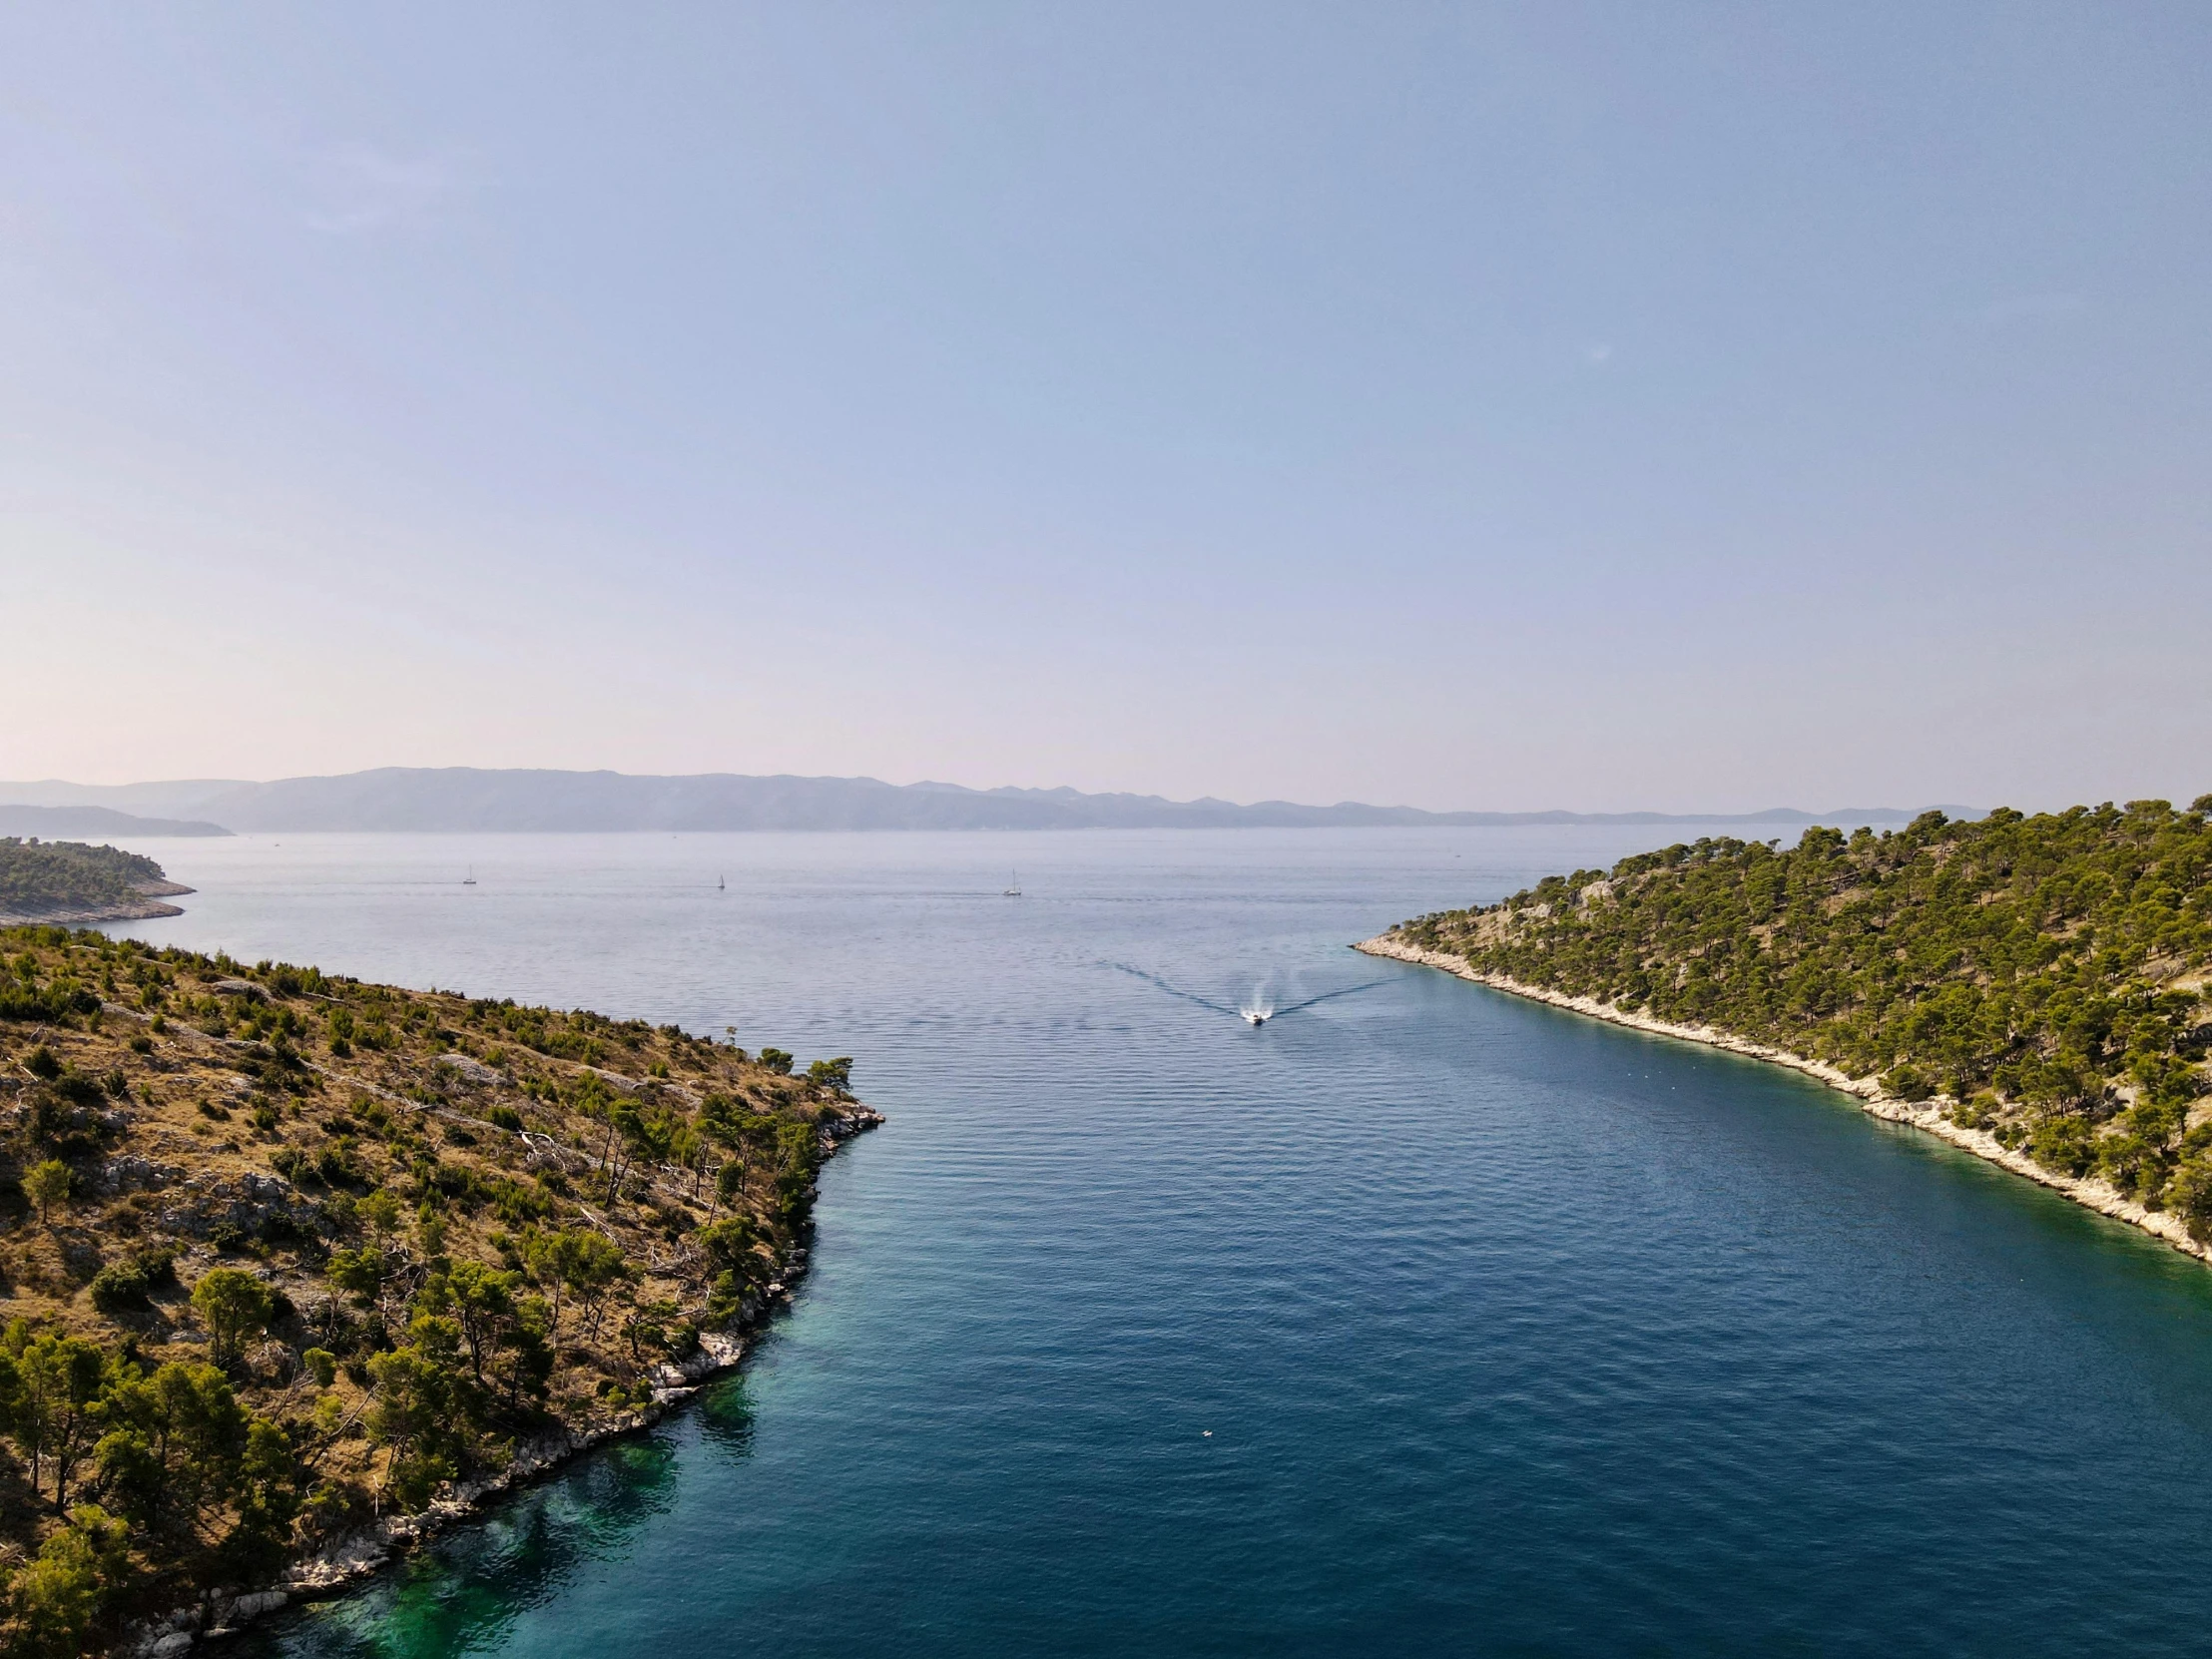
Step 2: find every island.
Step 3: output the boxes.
[1360,800,2212,1259]
[0,924,877,1655]
[0,838,196,926]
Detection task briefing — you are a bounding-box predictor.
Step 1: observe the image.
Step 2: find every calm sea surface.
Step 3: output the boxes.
[103,828,2212,1657]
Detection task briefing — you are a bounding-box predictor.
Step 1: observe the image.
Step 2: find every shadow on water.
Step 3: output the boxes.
[696,1377,758,1461]
[239,1430,694,1659]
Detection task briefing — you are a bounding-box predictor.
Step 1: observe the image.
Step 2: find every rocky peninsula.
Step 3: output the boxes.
[0,839,194,926]
[0,925,877,1655]
[1361,800,2212,1267]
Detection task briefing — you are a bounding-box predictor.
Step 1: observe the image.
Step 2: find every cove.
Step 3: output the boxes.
[111,828,2212,1658]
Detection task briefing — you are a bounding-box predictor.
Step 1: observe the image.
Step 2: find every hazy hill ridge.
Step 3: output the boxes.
[0,770,1959,834]
[1376,800,2212,1237]
[0,807,230,842]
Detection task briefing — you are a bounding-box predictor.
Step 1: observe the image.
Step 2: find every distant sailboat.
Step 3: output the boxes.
[718,874,726,891]
[1003,869,1022,897]
[462,866,477,886]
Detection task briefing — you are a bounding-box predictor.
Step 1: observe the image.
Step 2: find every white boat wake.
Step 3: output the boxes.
[1108,963,1386,1028]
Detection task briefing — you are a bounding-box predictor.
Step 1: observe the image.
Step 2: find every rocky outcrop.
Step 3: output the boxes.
[90,1154,188,1196]
[156,1171,319,1241]
[822,1103,883,1144]
[436,1052,504,1086]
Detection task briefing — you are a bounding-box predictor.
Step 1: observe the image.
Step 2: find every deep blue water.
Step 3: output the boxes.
[108,828,2212,1656]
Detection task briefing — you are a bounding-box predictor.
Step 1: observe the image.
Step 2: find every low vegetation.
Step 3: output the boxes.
[0,925,873,1654]
[1391,799,2212,1226]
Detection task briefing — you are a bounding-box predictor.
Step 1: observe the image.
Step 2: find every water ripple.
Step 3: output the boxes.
[131,829,2212,1659]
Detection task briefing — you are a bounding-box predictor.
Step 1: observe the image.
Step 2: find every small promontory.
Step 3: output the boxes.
[0,839,196,925]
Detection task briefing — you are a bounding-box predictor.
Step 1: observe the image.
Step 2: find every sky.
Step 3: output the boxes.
[2,3,2207,814]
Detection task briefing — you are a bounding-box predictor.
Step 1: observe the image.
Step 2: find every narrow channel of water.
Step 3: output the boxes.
[112,828,2212,1657]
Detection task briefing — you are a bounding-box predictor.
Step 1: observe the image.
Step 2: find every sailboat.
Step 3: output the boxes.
[1003,869,1022,897]
[462,865,476,886]
[718,874,725,891]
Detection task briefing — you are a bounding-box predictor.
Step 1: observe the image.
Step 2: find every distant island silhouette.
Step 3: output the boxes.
[0,769,1972,835]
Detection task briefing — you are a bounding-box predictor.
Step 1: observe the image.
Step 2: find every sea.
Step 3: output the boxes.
[95,827,2212,1657]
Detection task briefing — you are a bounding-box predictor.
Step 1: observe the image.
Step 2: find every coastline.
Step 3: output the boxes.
[0,900,186,924]
[1355,933,2212,1269]
[1,879,195,926]
[128,1108,881,1656]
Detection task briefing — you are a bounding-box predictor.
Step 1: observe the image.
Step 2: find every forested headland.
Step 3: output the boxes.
[1376,800,2212,1234]
[0,927,874,1654]
[0,842,192,926]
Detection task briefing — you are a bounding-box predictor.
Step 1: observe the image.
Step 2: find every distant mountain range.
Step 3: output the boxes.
[0,769,1967,835]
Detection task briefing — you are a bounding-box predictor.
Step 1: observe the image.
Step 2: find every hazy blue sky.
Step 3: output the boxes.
[3,4,2207,811]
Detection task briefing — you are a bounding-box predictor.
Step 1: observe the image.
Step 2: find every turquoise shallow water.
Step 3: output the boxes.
[109,828,2212,1656]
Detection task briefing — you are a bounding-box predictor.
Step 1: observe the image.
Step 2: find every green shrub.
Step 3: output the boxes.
[88,1245,177,1314]
[1948,1095,1997,1132]
[2027,1114,2097,1179]
[192,1266,275,1364]
[1882,1066,1930,1101]
[2166,1159,2212,1243]
[12,1504,131,1657]
[23,1159,72,1224]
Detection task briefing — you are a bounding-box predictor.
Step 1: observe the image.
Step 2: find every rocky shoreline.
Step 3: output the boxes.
[1355,933,2212,1269]
[0,899,186,924]
[124,1107,882,1656]
[0,878,194,926]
